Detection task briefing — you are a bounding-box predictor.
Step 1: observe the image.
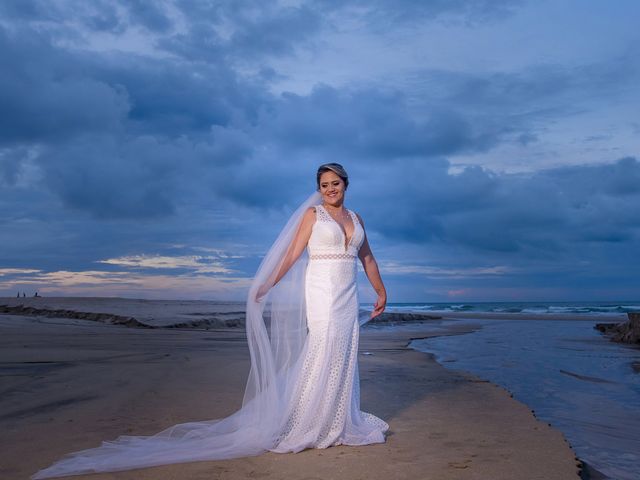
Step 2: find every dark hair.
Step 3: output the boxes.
[316,163,349,190]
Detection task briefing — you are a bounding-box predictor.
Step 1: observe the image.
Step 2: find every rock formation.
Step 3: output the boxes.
[594,312,640,344]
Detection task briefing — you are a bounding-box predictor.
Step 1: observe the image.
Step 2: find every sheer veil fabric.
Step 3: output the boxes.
[32,190,374,479]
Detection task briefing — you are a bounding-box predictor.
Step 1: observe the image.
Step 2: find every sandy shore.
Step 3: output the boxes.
[0,297,585,479]
[0,297,247,328]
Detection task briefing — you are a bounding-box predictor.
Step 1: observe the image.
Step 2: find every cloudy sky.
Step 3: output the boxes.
[1,0,639,303]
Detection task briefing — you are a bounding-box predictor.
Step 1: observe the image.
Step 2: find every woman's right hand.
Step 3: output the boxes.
[255,283,270,302]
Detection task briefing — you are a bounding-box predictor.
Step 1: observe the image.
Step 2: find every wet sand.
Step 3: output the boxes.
[0,297,584,479]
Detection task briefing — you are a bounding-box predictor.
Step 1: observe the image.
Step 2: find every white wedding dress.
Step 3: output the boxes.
[31,198,388,479]
[269,204,389,451]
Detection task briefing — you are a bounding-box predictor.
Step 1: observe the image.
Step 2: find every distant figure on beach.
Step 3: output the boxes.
[22,292,25,297]
[34,292,39,297]
[33,163,389,478]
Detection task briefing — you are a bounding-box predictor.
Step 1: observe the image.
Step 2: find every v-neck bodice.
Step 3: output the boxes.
[307,204,364,258]
[322,205,355,247]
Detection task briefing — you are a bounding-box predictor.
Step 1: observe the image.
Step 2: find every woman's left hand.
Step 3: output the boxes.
[370,294,386,319]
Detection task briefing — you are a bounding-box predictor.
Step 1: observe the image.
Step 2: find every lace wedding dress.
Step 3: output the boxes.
[269,204,389,451]
[31,196,388,479]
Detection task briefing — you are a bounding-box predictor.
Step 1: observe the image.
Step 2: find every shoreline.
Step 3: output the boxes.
[410,309,628,322]
[0,296,628,330]
[1,297,586,478]
[402,329,611,480]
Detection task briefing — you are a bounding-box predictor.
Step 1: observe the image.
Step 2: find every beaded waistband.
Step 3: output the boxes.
[309,252,356,261]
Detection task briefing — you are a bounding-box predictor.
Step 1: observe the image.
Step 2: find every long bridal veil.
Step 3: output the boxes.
[32,190,332,479]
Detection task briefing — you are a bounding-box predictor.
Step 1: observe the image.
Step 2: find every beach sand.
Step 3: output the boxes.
[0,297,585,479]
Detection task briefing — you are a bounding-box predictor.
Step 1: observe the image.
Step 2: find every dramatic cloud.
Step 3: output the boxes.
[1,0,638,301]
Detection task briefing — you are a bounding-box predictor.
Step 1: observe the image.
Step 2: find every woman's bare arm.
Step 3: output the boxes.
[356,213,387,318]
[255,207,316,301]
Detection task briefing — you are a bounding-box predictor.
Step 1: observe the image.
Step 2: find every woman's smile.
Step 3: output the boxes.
[319,170,346,206]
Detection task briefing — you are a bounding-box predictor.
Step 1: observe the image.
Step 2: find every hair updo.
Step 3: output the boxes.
[316,163,349,191]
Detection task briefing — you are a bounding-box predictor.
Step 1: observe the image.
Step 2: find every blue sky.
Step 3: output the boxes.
[1,0,639,302]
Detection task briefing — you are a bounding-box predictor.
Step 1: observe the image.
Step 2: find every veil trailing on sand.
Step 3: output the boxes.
[32,190,374,479]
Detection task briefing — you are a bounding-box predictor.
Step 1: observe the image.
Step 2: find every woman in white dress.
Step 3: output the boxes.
[32,163,389,479]
[263,163,389,451]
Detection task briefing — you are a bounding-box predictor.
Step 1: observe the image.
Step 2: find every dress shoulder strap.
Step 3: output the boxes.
[315,204,333,222]
[347,208,360,226]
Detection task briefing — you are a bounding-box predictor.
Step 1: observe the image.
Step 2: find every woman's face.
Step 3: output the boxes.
[319,170,346,206]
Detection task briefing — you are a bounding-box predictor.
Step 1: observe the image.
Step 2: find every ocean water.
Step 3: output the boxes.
[383,300,640,316]
[409,318,640,480]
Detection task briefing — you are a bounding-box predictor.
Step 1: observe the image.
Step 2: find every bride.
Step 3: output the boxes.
[32,163,390,479]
